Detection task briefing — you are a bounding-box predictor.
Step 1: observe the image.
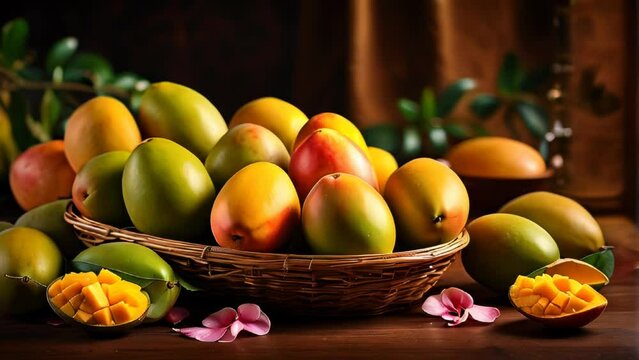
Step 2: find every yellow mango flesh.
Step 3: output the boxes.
[510,274,607,320]
[48,269,148,326]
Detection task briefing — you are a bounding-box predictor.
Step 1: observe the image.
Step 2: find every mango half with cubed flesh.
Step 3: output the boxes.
[509,273,607,328]
[47,269,149,328]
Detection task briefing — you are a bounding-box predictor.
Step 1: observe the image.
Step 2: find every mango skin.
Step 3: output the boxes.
[72,242,180,322]
[64,96,141,172]
[303,173,395,255]
[211,162,301,252]
[289,128,378,201]
[499,191,605,259]
[368,146,398,194]
[0,222,11,232]
[384,158,469,248]
[0,227,63,315]
[462,213,560,293]
[230,97,308,154]
[15,199,85,259]
[123,138,215,240]
[293,112,369,158]
[72,151,131,227]
[205,123,289,190]
[139,82,228,161]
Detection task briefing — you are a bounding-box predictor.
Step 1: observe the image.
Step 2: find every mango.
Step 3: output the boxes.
[293,112,369,158]
[367,146,398,194]
[289,128,378,201]
[302,173,395,255]
[230,97,308,153]
[15,199,84,259]
[138,82,228,161]
[9,140,76,211]
[530,258,610,289]
[72,242,180,322]
[499,191,605,259]
[462,213,560,292]
[122,138,215,240]
[205,123,290,190]
[64,96,141,172]
[0,222,12,232]
[509,274,607,327]
[446,136,546,179]
[72,151,131,227]
[47,269,149,327]
[211,162,301,252]
[383,158,469,248]
[0,227,63,315]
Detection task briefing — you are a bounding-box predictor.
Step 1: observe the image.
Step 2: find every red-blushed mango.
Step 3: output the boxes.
[230,97,308,154]
[368,146,398,194]
[138,82,228,161]
[384,158,469,248]
[9,140,75,211]
[211,162,301,252]
[289,128,378,201]
[64,96,141,172]
[302,173,395,255]
[446,137,546,179]
[293,112,369,157]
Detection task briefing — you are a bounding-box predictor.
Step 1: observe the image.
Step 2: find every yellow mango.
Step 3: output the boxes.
[68,293,84,311]
[93,307,114,326]
[81,282,109,311]
[519,288,534,297]
[97,269,121,285]
[106,281,142,305]
[509,285,519,299]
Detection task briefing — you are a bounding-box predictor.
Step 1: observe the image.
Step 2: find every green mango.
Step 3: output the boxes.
[0,221,12,232]
[15,199,85,259]
[138,81,228,161]
[72,242,180,322]
[123,138,215,240]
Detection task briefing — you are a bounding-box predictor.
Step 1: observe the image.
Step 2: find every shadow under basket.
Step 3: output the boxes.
[64,204,469,316]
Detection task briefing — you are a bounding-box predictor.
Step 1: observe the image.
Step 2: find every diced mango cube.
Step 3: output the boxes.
[110,301,139,324]
[79,298,96,314]
[81,282,110,311]
[50,292,68,309]
[514,275,535,289]
[552,274,571,292]
[515,295,541,308]
[565,295,589,313]
[551,291,570,311]
[575,284,597,302]
[126,291,149,308]
[61,282,83,301]
[568,279,582,294]
[107,281,142,306]
[531,297,550,316]
[97,269,121,285]
[101,283,110,297]
[68,293,84,310]
[93,307,114,326]
[533,278,559,300]
[48,279,62,298]
[543,302,562,316]
[59,302,75,317]
[60,272,80,289]
[519,288,534,297]
[73,309,94,324]
[509,285,519,299]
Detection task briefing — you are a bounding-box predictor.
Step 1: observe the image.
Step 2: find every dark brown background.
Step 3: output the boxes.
[0,0,636,218]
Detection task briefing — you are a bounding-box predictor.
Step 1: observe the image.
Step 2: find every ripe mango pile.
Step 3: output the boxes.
[48,269,148,326]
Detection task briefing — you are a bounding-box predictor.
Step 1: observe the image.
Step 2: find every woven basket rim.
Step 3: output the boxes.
[64,202,469,264]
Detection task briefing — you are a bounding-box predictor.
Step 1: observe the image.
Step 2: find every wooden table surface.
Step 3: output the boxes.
[1,215,637,359]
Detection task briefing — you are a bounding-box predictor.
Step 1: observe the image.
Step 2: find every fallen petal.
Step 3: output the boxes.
[173,327,228,342]
[448,309,470,327]
[202,307,237,329]
[441,287,474,312]
[218,321,243,343]
[422,294,450,316]
[164,307,190,325]
[242,311,271,336]
[237,303,262,323]
[467,305,501,323]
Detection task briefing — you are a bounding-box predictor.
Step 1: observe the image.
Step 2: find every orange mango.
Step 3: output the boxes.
[293,112,369,158]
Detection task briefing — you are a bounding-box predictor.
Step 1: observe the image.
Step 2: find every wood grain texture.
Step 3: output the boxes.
[1,215,637,359]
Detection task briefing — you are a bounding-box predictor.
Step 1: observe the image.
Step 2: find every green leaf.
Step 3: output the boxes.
[40,89,61,136]
[497,53,524,96]
[469,94,501,119]
[424,127,448,157]
[52,66,64,84]
[443,123,472,139]
[110,72,144,91]
[527,266,546,278]
[6,92,37,151]
[1,18,29,68]
[437,78,476,117]
[515,101,548,139]
[401,125,422,160]
[45,37,78,74]
[580,247,615,281]
[362,124,402,155]
[397,98,419,124]
[420,87,437,126]
[64,52,114,86]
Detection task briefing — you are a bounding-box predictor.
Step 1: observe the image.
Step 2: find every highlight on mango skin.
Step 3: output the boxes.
[47,269,149,327]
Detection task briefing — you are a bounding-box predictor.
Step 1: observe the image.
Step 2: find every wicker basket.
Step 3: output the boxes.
[64,203,469,316]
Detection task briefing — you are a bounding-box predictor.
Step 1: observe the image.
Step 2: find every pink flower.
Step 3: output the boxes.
[422,287,500,326]
[173,304,271,342]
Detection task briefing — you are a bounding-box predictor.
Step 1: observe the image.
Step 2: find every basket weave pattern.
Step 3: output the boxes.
[64,204,469,316]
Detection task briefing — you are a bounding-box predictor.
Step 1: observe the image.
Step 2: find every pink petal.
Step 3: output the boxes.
[467,304,501,323]
[218,321,243,343]
[241,311,271,336]
[441,312,461,322]
[173,327,228,342]
[237,303,262,322]
[202,307,237,329]
[441,287,474,312]
[164,306,190,325]
[421,294,450,316]
[448,309,470,327]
